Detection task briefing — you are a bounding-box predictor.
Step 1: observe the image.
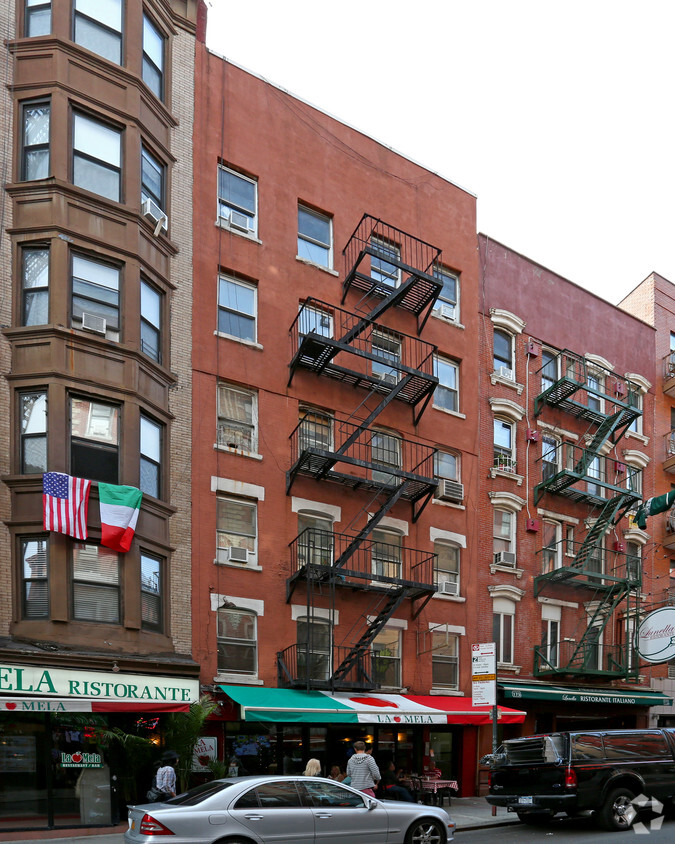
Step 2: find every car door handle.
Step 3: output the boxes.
[244,814,264,820]
[315,813,333,819]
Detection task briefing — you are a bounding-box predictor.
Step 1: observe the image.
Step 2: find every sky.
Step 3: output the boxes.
[205,0,675,305]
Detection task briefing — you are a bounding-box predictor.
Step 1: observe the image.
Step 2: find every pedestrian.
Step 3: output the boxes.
[303,758,322,777]
[380,761,414,802]
[328,764,345,782]
[346,740,380,797]
[156,750,179,798]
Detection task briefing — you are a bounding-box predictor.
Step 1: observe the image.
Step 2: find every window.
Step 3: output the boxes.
[141,552,162,630]
[142,14,164,99]
[587,537,605,583]
[298,410,333,454]
[541,435,559,481]
[298,303,333,339]
[141,146,165,210]
[22,246,49,325]
[371,430,401,484]
[586,370,604,413]
[140,279,162,361]
[435,451,459,482]
[542,520,561,574]
[217,607,257,675]
[565,525,575,556]
[73,112,122,201]
[297,206,332,268]
[371,332,401,383]
[627,465,642,496]
[140,415,161,498]
[218,275,256,342]
[22,101,50,180]
[371,528,402,580]
[433,266,459,321]
[370,237,400,287]
[72,543,119,623]
[541,349,558,392]
[297,513,333,568]
[70,397,119,483]
[218,383,257,452]
[493,609,514,664]
[584,623,602,670]
[26,0,51,36]
[21,537,48,618]
[20,391,47,474]
[297,616,331,680]
[71,253,120,340]
[435,542,460,595]
[586,455,603,498]
[542,619,559,668]
[216,497,257,564]
[218,166,257,235]
[493,328,513,378]
[73,0,122,64]
[434,356,459,412]
[493,509,514,562]
[432,631,458,688]
[494,418,515,472]
[372,627,401,687]
[626,541,641,582]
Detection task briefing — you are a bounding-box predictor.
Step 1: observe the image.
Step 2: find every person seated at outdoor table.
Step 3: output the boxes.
[328,764,345,782]
[380,761,414,802]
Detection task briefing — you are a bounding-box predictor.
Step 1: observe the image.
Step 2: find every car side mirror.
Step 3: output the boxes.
[365,797,377,810]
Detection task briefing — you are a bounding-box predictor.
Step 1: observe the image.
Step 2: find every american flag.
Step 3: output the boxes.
[43,472,91,539]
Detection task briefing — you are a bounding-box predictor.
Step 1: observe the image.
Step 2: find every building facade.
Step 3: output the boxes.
[0,0,200,830]
[477,235,670,770]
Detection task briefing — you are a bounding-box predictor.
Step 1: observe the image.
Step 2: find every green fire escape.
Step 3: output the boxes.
[279,216,443,691]
[532,350,642,679]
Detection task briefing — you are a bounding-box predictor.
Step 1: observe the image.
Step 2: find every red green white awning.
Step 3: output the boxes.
[0,698,190,713]
[219,686,526,725]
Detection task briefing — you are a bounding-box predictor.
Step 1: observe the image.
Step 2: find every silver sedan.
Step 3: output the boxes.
[125,775,455,844]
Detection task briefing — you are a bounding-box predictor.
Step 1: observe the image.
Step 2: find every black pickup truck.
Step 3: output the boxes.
[486,728,675,831]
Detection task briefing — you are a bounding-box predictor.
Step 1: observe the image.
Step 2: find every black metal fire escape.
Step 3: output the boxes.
[531,349,642,679]
[279,216,444,691]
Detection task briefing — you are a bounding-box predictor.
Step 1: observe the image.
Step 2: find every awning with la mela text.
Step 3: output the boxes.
[499,682,673,707]
[0,698,190,713]
[219,686,526,725]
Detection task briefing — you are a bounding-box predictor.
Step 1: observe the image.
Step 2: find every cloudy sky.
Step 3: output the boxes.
[205,0,675,305]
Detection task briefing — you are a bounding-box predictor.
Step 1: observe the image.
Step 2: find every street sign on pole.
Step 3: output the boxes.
[471,642,496,706]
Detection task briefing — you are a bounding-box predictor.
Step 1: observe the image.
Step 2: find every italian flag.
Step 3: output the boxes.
[99,483,143,553]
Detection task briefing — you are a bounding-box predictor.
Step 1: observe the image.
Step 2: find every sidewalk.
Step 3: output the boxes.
[0,796,518,842]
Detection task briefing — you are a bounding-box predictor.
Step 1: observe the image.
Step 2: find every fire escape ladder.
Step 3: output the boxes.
[573,494,630,569]
[331,589,408,682]
[573,411,628,475]
[565,585,628,671]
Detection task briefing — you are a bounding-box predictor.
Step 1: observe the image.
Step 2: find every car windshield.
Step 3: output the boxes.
[165,780,235,806]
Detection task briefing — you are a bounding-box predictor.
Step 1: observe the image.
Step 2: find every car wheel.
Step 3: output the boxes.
[597,787,636,831]
[405,818,445,844]
[516,812,553,825]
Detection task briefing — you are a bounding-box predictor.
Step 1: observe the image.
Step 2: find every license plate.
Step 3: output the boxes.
[518,796,533,804]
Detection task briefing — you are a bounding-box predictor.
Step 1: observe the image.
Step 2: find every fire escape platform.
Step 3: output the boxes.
[534,467,640,507]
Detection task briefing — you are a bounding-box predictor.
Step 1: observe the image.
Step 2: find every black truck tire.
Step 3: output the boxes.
[597,787,636,831]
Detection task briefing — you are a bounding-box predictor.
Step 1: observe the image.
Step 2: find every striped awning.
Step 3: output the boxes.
[0,698,190,713]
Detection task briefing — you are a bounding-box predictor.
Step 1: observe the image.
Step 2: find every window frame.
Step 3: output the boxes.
[371,332,401,383]
[69,395,120,484]
[72,110,122,202]
[541,434,560,481]
[371,429,402,484]
[434,541,460,596]
[141,145,165,210]
[297,205,332,269]
[435,450,460,482]
[541,349,559,393]
[19,389,48,475]
[542,617,559,668]
[217,275,257,343]
[493,609,514,664]
[140,550,163,631]
[140,413,162,499]
[20,535,49,619]
[493,508,515,561]
[142,12,165,99]
[434,356,459,413]
[217,165,258,237]
[21,244,50,326]
[370,236,401,288]
[493,328,514,377]
[586,369,604,413]
[25,0,52,36]
[217,382,258,454]
[217,606,258,676]
[432,266,459,322]
[73,0,123,65]
[71,542,120,624]
[216,496,258,565]
[371,527,402,581]
[297,615,331,681]
[297,512,333,568]
[431,631,459,689]
[140,278,162,362]
[298,408,334,454]
[371,626,401,688]
[493,417,515,472]
[541,519,562,574]
[21,99,50,181]
[71,251,120,341]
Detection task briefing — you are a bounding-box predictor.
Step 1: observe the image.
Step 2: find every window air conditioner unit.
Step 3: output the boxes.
[224,546,251,564]
[81,312,107,335]
[437,479,464,502]
[141,198,168,235]
[494,551,516,567]
[373,371,398,385]
[439,303,456,320]
[229,209,253,233]
[497,366,515,381]
[440,581,459,595]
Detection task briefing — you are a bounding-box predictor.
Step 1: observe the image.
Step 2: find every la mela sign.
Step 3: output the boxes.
[636,608,675,663]
[0,664,199,703]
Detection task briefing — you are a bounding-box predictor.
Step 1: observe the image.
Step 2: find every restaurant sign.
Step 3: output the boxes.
[0,664,199,704]
[61,752,103,769]
[636,607,675,663]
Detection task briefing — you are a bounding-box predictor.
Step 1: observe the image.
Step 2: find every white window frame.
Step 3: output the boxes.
[217,606,258,676]
[432,266,459,323]
[217,382,258,454]
[434,541,460,596]
[541,348,559,393]
[586,369,605,414]
[542,617,560,669]
[586,454,604,498]
[493,508,515,563]
[217,165,258,237]
[493,327,514,380]
[431,630,459,690]
[370,236,401,288]
[298,303,333,339]
[371,429,401,484]
[493,601,515,665]
[371,527,402,581]
[298,408,334,453]
[216,496,258,566]
[371,626,401,689]
[434,356,459,413]
[541,519,562,574]
[297,205,333,269]
[493,418,515,472]
[297,511,334,569]
[297,615,332,681]
[217,275,257,343]
[371,332,401,383]
[541,434,560,481]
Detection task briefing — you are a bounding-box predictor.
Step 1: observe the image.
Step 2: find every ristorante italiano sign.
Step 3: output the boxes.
[0,664,199,704]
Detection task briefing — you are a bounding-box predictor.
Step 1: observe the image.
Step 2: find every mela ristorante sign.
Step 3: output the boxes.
[61,751,103,769]
[0,664,200,705]
[636,607,675,663]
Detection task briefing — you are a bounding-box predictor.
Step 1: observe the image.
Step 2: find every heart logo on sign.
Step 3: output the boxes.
[6,703,16,710]
[394,716,401,722]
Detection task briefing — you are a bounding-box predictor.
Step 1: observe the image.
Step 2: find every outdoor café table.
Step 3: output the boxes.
[403,777,459,805]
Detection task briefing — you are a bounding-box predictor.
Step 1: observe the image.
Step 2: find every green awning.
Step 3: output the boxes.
[219,686,358,723]
[499,682,672,707]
